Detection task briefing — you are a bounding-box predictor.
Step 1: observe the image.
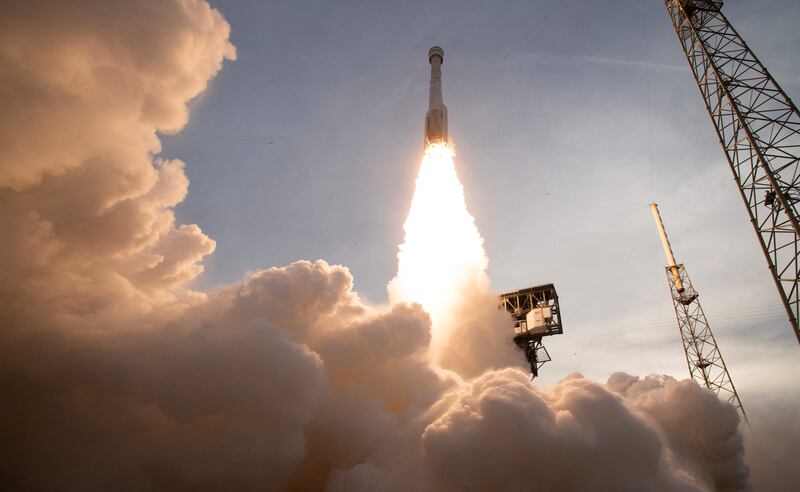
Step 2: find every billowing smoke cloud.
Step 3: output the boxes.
[421,371,744,492]
[0,1,788,490]
[0,259,440,490]
[0,0,235,333]
[0,254,755,490]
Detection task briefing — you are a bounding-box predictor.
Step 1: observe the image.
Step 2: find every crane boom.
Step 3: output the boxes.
[665,0,800,344]
[650,204,747,422]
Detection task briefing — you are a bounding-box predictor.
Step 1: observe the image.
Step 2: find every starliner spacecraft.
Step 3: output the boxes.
[424,46,448,146]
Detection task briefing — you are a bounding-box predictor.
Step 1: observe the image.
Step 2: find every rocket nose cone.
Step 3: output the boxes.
[428,46,444,64]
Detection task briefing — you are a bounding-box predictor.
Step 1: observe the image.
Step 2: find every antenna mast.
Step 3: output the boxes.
[651,204,747,422]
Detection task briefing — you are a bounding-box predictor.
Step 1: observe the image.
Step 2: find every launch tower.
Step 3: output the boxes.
[499,284,563,378]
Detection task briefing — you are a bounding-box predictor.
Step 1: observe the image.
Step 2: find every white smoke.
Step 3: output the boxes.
[0,1,792,491]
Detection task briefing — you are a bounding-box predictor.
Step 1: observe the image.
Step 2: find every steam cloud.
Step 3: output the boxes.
[0,1,791,490]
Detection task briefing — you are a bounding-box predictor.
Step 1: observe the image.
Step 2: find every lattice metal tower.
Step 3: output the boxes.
[651,204,747,421]
[499,284,563,378]
[665,0,800,344]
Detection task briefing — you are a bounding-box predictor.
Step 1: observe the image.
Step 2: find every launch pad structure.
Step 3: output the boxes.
[499,284,563,378]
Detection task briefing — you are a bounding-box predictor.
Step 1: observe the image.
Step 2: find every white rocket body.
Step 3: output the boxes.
[425,46,448,146]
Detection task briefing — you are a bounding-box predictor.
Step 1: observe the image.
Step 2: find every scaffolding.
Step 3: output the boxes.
[499,284,563,378]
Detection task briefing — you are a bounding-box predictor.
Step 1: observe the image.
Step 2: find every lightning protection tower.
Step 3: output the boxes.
[651,204,746,421]
[665,0,800,344]
[499,284,563,378]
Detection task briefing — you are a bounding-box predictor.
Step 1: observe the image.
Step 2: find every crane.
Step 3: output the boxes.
[651,203,747,422]
[665,0,800,344]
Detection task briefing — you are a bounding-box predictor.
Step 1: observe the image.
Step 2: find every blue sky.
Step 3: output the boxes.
[160,0,800,395]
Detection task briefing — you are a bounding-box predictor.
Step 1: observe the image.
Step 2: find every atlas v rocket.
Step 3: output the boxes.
[424,46,448,146]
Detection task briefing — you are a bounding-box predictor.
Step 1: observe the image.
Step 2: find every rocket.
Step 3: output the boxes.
[424,46,448,146]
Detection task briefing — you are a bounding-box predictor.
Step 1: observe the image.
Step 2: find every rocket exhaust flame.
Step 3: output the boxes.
[388,143,488,358]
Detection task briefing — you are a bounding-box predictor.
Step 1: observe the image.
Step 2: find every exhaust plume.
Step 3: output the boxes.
[387,144,519,377]
[388,144,488,350]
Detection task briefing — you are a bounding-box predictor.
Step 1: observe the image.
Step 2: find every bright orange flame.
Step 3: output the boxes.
[388,144,489,358]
